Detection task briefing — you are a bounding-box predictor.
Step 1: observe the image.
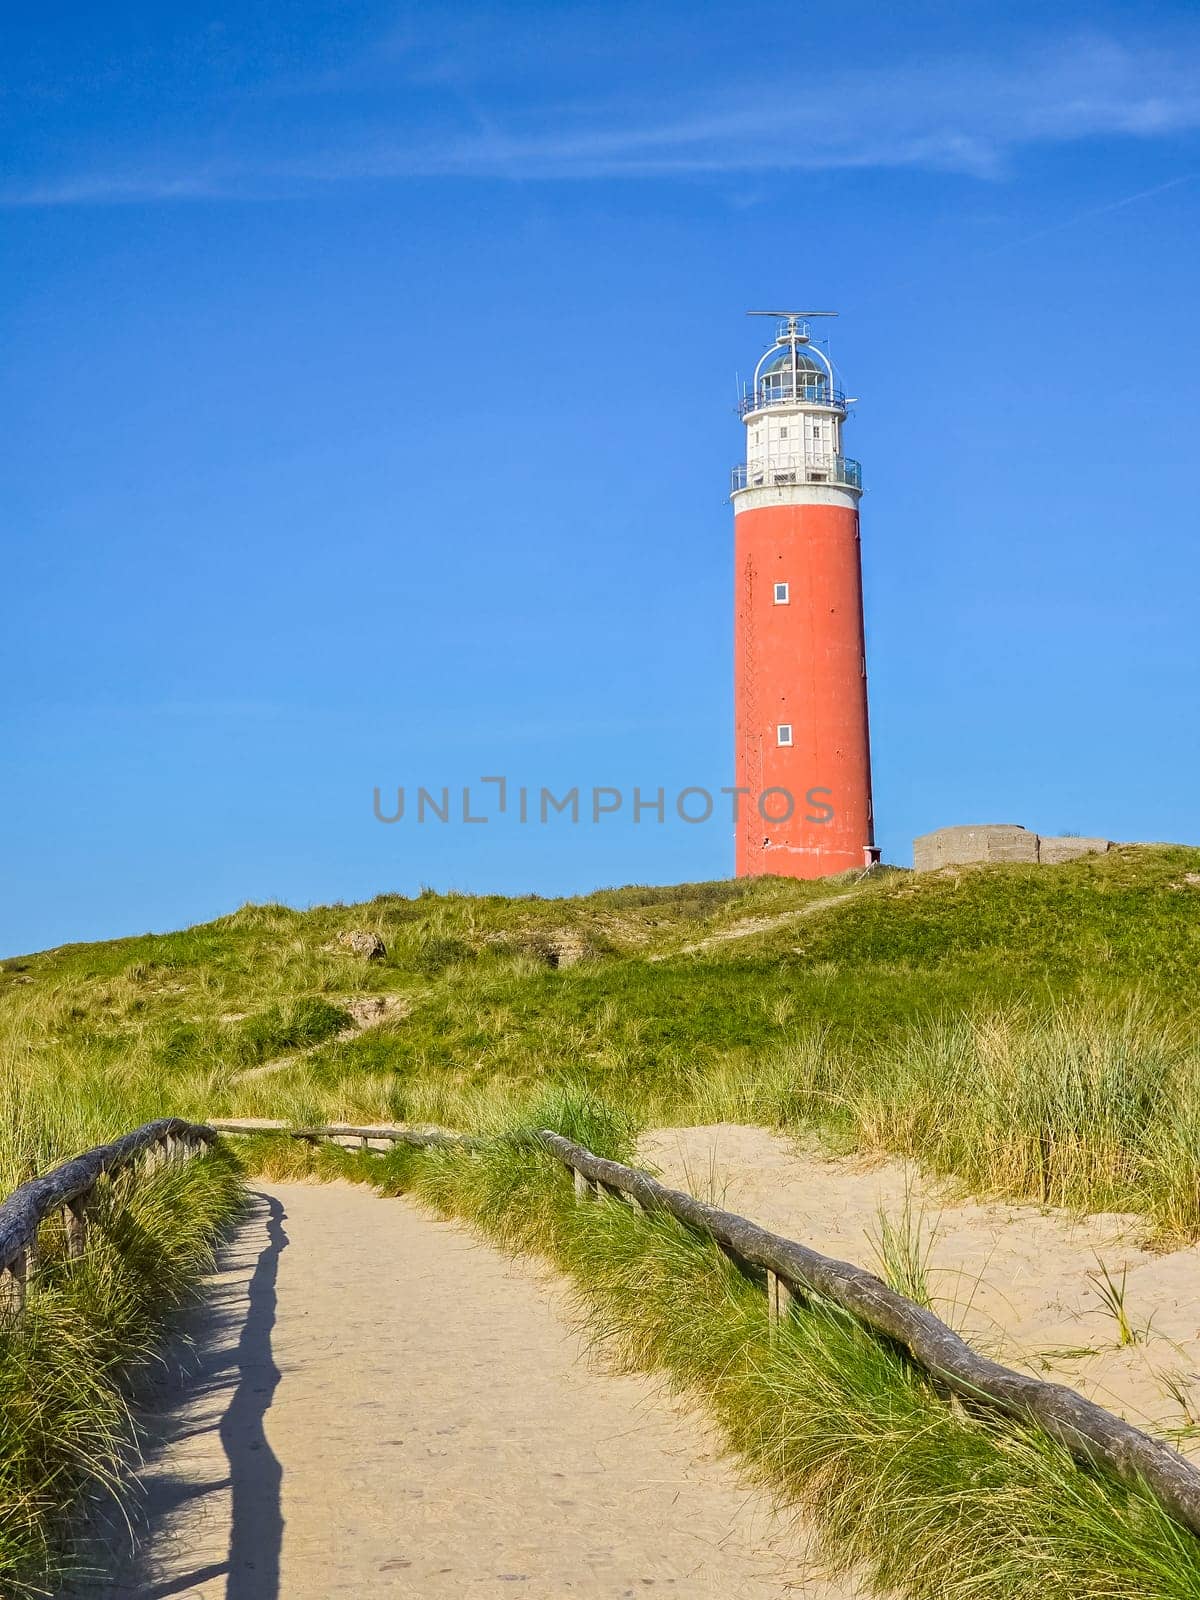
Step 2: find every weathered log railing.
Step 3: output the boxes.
[216,1115,1200,1541]
[538,1131,1200,1542]
[208,1119,474,1151]
[0,1118,217,1315]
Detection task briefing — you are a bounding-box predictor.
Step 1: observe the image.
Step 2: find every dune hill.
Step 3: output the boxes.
[5,843,1200,1229]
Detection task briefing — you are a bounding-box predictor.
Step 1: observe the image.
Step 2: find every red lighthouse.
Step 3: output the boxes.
[732,313,878,878]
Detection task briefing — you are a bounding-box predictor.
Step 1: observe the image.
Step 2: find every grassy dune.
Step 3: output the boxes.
[4,844,1200,1590]
[5,843,1200,1229]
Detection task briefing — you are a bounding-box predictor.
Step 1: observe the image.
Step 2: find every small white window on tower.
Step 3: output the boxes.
[776,724,793,747]
[779,426,788,438]
[773,582,790,604]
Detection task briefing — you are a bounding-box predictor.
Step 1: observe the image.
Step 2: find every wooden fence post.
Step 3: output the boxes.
[65,1194,90,1260]
[0,1121,215,1324]
[766,1269,794,1339]
[573,1167,592,1202]
[5,1249,29,1315]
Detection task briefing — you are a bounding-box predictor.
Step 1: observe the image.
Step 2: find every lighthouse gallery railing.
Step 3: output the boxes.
[731,456,863,493]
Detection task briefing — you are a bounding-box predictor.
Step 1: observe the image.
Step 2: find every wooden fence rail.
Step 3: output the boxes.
[208,1119,474,1151]
[536,1130,1200,1542]
[216,1116,1200,1541]
[0,1118,216,1315]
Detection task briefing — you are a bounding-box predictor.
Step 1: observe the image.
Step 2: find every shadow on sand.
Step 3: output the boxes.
[59,1190,288,1599]
[219,1192,286,1600]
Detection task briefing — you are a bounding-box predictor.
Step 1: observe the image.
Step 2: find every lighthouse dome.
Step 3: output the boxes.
[754,340,836,405]
[760,345,826,379]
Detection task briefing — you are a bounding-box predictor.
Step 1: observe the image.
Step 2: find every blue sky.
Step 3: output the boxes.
[3,1,1199,954]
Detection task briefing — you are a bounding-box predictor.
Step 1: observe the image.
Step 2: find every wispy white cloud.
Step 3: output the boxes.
[5,33,1200,205]
[1,173,224,208]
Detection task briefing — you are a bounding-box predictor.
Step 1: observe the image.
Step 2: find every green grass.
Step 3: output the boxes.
[0,1149,242,1594]
[5,846,1200,1230]
[5,846,1200,1588]
[707,995,1200,1237]
[251,1093,1200,1600]
[0,1012,246,1592]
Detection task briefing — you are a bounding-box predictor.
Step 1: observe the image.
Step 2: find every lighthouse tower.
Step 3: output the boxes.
[732,313,878,878]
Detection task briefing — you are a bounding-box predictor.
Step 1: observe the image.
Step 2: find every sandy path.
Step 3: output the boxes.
[643,1125,1200,1454]
[64,1181,852,1600]
[670,893,856,955]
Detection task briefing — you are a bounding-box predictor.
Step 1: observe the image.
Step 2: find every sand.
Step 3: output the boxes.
[65,1126,1199,1597]
[642,1124,1200,1454]
[63,1180,853,1599]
